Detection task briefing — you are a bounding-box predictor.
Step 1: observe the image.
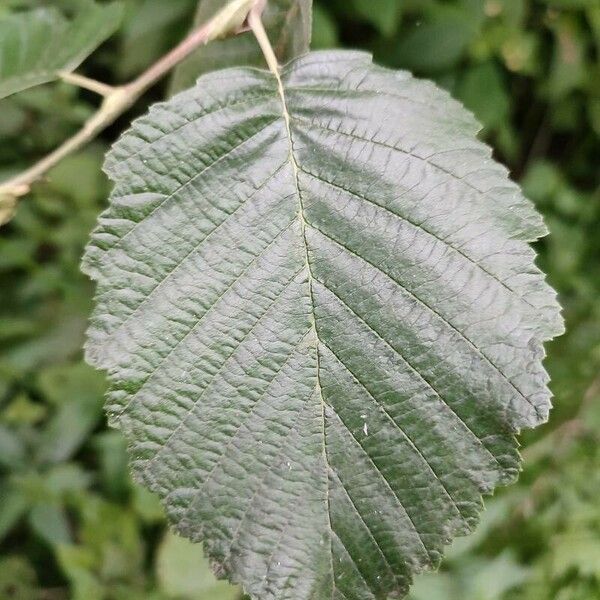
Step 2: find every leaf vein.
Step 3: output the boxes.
[319,339,465,521]
[110,218,297,420]
[139,267,306,484]
[312,276,504,471]
[306,222,541,419]
[100,117,281,254]
[299,166,535,309]
[327,406,433,564]
[104,160,289,341]
[178,330,312,531]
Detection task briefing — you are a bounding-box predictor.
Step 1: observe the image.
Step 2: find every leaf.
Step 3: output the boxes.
[0,423,26,470]
[551,533,600,579]
[311,5,338,50]
[55,544,105,600]
[35,362,106,465]
[457,63,510,131]
[94,431,130,498]
[84,50,563,599]
[156,531,240,600]
[169,0,311,93]
[0,2,123,100]
[0,556,39,600]
[28,502,72,546]
[392,5,482,73]
[116,0,195,78]
[351,0,400,37]
[63,497,145,586]
[0,485,28,543]
[408,551,528,600]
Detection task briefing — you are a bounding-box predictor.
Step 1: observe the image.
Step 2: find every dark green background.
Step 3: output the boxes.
[0,1,599,598]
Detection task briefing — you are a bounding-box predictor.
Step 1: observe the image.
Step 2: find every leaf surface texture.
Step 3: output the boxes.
[84,51,563,600]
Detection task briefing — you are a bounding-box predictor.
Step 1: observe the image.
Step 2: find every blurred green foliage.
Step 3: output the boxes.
[0,1,599,599]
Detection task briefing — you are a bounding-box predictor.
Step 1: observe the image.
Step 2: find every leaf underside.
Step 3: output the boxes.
[169,0,311,94]
[0,3,122,100]
[83,51,563,600]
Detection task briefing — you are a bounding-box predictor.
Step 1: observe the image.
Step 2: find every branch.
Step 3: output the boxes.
[248,0,278,74]
[0,0,261,224]
[59,72,115,97]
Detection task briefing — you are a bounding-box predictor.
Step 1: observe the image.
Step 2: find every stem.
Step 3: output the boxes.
[248,1,279,75]
[124,16,219,100]
[0,0,260,205]
[59,72,114,97]
[248,7,336,565]
[0,109,118,196]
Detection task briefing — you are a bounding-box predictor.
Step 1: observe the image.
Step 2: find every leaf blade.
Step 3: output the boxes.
[0,2,123,100]
[84,50,562,600]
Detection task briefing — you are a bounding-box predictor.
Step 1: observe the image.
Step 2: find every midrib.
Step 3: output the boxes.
[272,66,337,597]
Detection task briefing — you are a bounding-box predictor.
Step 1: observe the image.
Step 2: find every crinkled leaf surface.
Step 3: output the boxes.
[84,51,563,600]
[0,3,123,100]
[169,0,311,93]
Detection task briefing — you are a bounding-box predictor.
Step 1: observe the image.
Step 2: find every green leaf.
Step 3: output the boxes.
[311,5,338,50]
[0,2,123,100]
[351,0,400,37]
[0,485,28,542]
[392,6,482,73]
[56,544,105,600]
[0,556,39,600]
[2,393,47,425]
[131,484,165,523]
[84,51,562,599]
[169,0,311,93]
[28,502,72,546]
[156,531,240,599]
[94,431,130,498]
[408,551,529,600]
[551,533,600,579]
[0,423,26,470]
[457,62,510,131]
[116,0,195,78]
[35,362,106,464]
[59,497,145,591]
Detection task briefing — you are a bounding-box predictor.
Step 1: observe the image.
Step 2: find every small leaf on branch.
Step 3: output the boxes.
[0,2,123,100]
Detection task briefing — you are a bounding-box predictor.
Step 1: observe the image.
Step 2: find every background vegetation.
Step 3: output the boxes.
[0,0,598,598]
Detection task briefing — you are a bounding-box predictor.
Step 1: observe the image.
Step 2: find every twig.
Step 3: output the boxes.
[0,0,261,220]
[59,71,115,97]
[248,0,278,74]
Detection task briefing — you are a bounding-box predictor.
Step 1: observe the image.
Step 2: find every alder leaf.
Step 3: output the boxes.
[169,0,311,93]
[83,51,563,600]
[0,2,123,100]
